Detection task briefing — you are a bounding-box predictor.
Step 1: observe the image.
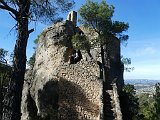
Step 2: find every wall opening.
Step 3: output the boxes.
[70,49,82,64]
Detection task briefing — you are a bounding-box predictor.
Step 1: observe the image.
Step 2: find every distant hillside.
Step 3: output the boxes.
[124,79,160,85]
[124,79,160,94]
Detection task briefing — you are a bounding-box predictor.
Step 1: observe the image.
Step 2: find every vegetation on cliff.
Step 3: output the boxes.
[78,0,129,119]
[120,84,139,120]
[78,0,129,83]
[137,83,160,120]
[120,83,160,120]
[2,0,159,120]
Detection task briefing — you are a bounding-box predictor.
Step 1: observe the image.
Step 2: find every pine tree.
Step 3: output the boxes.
[78,0,129,83]
[153,83,160,119]
[120,84,139,120]
[78,1,129,119]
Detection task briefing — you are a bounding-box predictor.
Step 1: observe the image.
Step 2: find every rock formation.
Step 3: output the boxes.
[21,11,123,120]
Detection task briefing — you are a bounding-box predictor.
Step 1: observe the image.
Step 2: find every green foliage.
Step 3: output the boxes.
[123,84,136,94]
[0,49,12,119]
[1,0,75,24]
[34,38,39,45]
[34,34,42,45]
[0,48,11,95]
[0,1,75,119]
[78,0,129,44]
[0,63,11,85]
[30,0,75,23]
[153,83,160,119]
[28,53,36,69]
[79,0,114,30]
[71,33,91,50]
[28,33,43,69]
[78,0,129,84]
[0,48,8,64]
[137,94,155,120]
[0,63,11,119]
[135,83,160,120]
[121,56,134,72]
[120,84,139,120]
[120,83,160,120]
[28,34,40,69]
[121,57,131,65]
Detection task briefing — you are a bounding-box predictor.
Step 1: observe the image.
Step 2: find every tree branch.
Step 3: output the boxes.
[14,0,21,7]
[0,0,18,16]
[28,29,34,34]
[90,21,100,35]
[0,4,6,10]
[9,12,17,21]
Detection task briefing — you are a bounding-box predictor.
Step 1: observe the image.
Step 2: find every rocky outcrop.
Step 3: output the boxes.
[21,10,124,119]
[21,20,103,120]
[79,26,124,91]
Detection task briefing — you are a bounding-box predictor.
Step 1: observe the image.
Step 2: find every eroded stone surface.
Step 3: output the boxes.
[21,20,103,120]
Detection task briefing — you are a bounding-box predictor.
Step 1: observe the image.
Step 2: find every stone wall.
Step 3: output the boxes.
[79,26,124,91]
[21,11,124,119]
[112,83,123,120]
[58,61,102,120]
[21,20,103,120]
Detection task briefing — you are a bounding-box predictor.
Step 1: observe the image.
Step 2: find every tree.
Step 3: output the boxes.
[27,52,35,69]
[71,33,92,58]
[137,83,160,120]
[27,35,39,69]
[79,1,129,119]
[72,33,91,51]
[120,84,139,120]
[121,56,134,72]
[0,48,8,64]
[0,1,75,120]
[153,83,160,119]
[0,64,12,120]
[78,0,129,83]
[0,48,12,120]
[138,93,155,120]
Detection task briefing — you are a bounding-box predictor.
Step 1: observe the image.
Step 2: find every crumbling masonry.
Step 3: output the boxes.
[21,11,123,120]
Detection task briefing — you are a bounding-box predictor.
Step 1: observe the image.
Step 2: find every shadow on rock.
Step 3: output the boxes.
[26,78,99,120]
[37,80,59,120]
[58,77,99,120]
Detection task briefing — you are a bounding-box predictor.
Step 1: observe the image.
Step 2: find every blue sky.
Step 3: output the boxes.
[0,0,160,80]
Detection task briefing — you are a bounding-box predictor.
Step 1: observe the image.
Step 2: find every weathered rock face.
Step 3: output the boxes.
[79,26,124,91]
[104,38,124,91]
[21,20,103,120]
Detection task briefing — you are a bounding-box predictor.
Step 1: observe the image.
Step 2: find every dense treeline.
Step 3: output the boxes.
[0,48,12,119]
[120,83,160,120]
[120,84,139,120]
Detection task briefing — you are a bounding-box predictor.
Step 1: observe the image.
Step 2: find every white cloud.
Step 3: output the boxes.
[124,64,160,80]
[144,47,156,54]
[134,47,157,57]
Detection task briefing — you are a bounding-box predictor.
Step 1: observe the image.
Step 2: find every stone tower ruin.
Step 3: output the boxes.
[67,10,77,26]
[21,11,123,120]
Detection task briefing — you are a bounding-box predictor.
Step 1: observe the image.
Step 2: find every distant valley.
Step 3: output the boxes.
[124,79,160,94]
